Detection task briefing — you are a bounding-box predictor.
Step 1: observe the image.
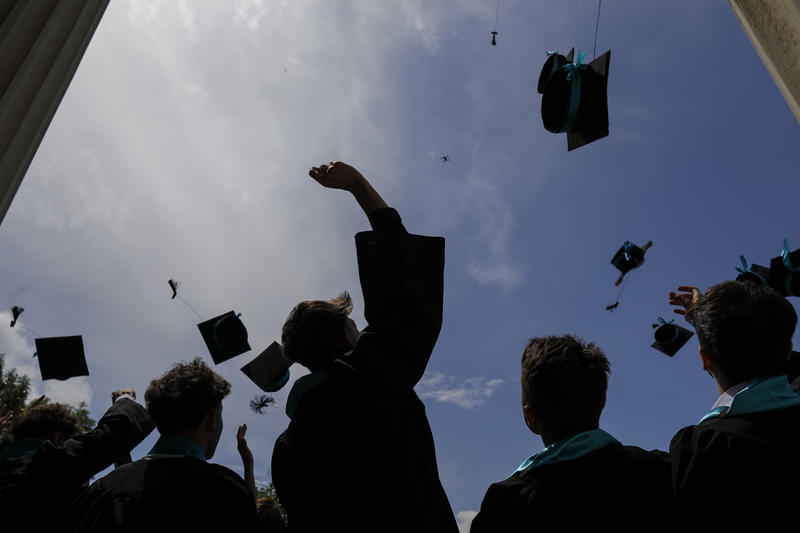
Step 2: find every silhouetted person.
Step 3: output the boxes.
[72,358,257,532]
[471,335,671,533]
[0,392,153,530]
[271,161,457,533]
[668,281,800,529]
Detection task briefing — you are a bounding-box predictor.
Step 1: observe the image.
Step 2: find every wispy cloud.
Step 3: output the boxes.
[416,371,504,409]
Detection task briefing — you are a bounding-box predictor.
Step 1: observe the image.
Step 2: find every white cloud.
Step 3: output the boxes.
[456,510,478,533]
[416,372,504,409]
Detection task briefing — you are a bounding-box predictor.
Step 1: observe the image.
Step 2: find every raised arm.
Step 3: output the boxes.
[309,161,388,216]
[308,161,444,386]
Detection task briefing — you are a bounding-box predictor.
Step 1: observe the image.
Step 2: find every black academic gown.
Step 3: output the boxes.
[470,443,672,533]
[669,405,800,529]
[272,208,457,533]
[71,454,258,532]
[0,398,153,530]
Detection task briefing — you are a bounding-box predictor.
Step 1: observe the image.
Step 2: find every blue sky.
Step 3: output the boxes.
[1,1,799,527]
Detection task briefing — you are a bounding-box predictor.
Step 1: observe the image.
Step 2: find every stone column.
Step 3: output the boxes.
[729,0,800,123]
[0,0,110,225]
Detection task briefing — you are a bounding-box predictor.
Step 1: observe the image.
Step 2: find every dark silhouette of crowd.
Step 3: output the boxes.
[1,162,799,532]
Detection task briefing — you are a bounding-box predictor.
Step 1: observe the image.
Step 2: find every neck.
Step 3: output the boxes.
[541,425,599,447]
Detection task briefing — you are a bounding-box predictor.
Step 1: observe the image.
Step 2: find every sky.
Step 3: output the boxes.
[1,0,799,528]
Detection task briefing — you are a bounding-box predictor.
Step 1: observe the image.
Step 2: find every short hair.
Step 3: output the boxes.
[8,403,82,442]
[145,357,231,433]
[685,280,797,382]
[521,335,610,434]
[281,292,353,370]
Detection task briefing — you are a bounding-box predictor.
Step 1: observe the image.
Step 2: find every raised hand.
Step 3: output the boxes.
[236,424,257,500]
[669,286,703,315]
[308,161,366,192]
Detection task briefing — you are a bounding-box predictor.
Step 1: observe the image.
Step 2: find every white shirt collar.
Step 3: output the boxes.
[710,381,749,410]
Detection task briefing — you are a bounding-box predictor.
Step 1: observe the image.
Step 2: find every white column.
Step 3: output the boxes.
[729,0,800,123]
[0,0,110,226]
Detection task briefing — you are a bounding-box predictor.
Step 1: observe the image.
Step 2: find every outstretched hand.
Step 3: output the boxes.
[236,424,254,467]
[309,161,365,192]
[236,424,257,500]
[669,286,703,315]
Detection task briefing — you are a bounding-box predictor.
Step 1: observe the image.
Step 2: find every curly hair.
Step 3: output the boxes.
[281,292,353,370]
[145,357,231,433]
[9,403,82,441]
[521,335,610,435]
[685,280,797,382]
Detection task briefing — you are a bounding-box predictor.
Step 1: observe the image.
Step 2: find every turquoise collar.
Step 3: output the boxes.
[286,371,328,419]
[512,428,619,476]
[147,434,206,461]
[0,438,44,462]
[700,375,800,422]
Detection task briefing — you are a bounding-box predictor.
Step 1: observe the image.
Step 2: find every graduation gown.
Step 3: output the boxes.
[271,208,457,533]
[670,404,800,529]
[0,398,153,529]
[470,443,672,533]
[71,453,258,532]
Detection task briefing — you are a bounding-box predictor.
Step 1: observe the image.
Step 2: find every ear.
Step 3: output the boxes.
[699,346,713,372]
[522,403,540,435]
[204,408,219,433]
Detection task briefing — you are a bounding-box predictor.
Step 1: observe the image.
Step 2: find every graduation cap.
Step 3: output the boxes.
[610,240,652,285]
[10,306,23,327]
[197,311,251,364]
[768,238,800,297]
[734,255,770,286]
[240,341,292,392]
[650,318,694,357]
[539,49,611,150]
[168,279,179,299]
[537,48,574,94]
[33,335,89,380]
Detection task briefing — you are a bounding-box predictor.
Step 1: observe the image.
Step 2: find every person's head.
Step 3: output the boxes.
[521,335,610,445]
[145,357,231,459]
[281,292,357,371]
[8,403,82,445]
[685,280,797,388]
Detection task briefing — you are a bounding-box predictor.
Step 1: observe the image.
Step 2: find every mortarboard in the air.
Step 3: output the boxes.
[33,335,89,380]
[735,255,770,286]
[540,49,611,151]
[650,319,694,357]
[537,48,574,94]
[240,341,292,392]
[10,306,24,327]
[197,311,251,364]
[768,238,800,297]
[610,241,647,275]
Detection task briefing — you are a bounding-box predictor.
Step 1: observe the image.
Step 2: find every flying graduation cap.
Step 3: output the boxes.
[768,238,800,297]
[240,341,292,392]
[610,240,652,286]
[197,311,251,364]
[735,255,770,286]
[168,279,179,299]
[33,335,90,380]
[539,48,611,150]
[10,306,23,327]
[650,318,694,357]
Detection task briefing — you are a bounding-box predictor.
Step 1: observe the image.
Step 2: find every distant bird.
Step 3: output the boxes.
[605,302,619,312]
[10,306,23,327]
[168,279,179,299]
[441,154,450,163]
